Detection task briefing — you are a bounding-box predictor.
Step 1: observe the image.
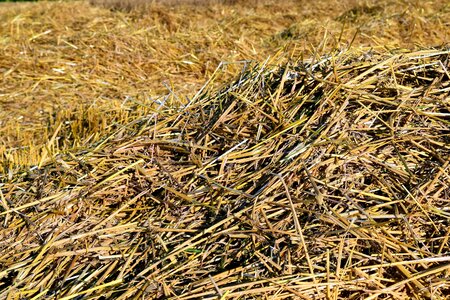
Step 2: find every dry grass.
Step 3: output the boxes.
[1,0,450,299]
[1,45,450,299]
[90,0,263,10]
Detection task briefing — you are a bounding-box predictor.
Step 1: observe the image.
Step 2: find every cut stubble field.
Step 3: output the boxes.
[1,0,448,163]
[0,0,450,299]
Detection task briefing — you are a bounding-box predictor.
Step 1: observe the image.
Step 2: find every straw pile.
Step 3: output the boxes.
[1,46,449,299]
[1,0,450,299]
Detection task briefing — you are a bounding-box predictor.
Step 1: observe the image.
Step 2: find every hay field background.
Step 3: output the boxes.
[0,0,449,299]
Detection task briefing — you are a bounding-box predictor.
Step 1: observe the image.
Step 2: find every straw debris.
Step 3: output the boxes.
[1,46,449,299]
[1,0,450,299]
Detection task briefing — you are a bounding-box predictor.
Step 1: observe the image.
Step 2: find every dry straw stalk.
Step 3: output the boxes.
[1,46,449,299]
[1,0,450,299]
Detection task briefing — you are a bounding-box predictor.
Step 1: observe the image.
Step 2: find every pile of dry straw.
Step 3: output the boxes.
[1,46,449,299]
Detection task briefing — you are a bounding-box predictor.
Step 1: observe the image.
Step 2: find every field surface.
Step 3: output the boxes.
[0,0,450,299]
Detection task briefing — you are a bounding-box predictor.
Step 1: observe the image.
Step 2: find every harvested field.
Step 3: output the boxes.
[1,0,449,164]
[1,0,450,299]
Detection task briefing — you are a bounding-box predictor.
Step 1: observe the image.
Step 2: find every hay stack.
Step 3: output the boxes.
[1,47,450,299]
